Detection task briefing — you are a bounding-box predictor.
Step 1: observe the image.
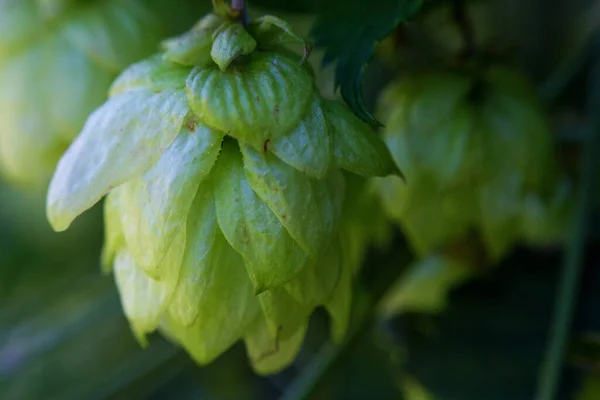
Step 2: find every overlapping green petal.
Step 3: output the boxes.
[186,52,314,148]
[161,13,222,67]
[376,66,569,269]
[211,21,257,71]
[213,141,309,292]
[324,100,399,177]
[248,15,307,55]
[117,122,222,278]
[46,88,189,232]
[245,317,308,376]
[161,214,259,364]
[39,8,405,374]
[100,191,124,273]
[241,143,343,256]
[110,55,190,96]
[257,287,312,340]
[325,259,353,344]
[269,97,331,178]
[113,228,184,343]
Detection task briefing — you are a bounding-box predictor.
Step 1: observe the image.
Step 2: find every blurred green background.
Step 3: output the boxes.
[3,0,600,399]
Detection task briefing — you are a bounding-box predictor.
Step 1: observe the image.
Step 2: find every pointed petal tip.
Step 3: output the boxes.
[46,204,73,233]
[394,166,407,183]
[253,284,267,296]
[131,325,150,348]
[168,304,198,329]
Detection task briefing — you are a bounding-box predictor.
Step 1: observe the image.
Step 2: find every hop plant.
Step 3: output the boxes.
[376,65,572,262]
[46,5,399,374]
[341,172,394,274]
[0,0,206,189]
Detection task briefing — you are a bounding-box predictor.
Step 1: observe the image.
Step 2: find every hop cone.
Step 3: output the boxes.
[0,0,207,189]
[46,9,398,374]
[376,66,572,261]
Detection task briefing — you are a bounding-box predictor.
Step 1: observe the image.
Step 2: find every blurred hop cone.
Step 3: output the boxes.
[0,0,206,190]
[376,65,573,262]
[45,7,400,375]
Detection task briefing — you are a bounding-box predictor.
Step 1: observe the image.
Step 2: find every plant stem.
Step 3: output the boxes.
[535,60,600,399]
[279,343,341,400]
[231,0,249,25]
[231,0,244,11]
[451,0,477,59]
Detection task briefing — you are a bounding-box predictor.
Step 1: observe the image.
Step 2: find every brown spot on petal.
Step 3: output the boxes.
[263,139,270,153]
[185,120,198,132]
[253,326,283,363]
[281,214,286,221]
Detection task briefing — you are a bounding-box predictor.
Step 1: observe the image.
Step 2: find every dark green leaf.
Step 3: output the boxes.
[310,0,423,124]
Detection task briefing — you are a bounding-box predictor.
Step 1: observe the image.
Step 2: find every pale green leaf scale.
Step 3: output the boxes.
[479,88,551,190]
[113,232,183,341]
[324,100,399,177]
[247,15,307,55]
[477,173,523,261]
[520,178,572,245]
[210,21,257,71]
[244,316,308,376]
[325,257,353,344]
[377,254,472,317]
[241,143,340,257]
[168,179,259,330]
[110,55,191,96]
[328,101,399,177]
[116,122,223,279]
[186,52,314,148]
[386,173,474,256]
[403,72,472,135]
[167,180,219,326]
[212,141,310,293]
[161,219,260,364]
[189,12,223,31]
[162,29,214,67]
[60,0,165,73]
[269,97,331,179]
[284,237,343,308]
[100,190,125,274]
[382,73,474,188]
[257,286,313,340]
[46,88,190,232]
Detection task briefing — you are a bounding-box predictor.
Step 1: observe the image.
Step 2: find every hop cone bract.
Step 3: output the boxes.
[46,10,399,373]
[376,66,572,261]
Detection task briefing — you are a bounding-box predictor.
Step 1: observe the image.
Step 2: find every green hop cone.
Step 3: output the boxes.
[0,0,207,190]
[376,65,572,261]
[341,172,394,274]
[46,8,399,374]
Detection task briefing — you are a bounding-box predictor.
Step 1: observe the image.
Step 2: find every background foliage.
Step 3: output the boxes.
[2,0,600,399]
